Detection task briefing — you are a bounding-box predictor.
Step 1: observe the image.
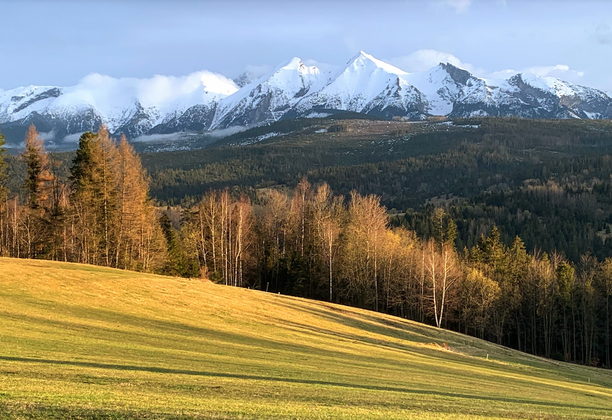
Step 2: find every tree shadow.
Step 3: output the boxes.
[0,355,607,412]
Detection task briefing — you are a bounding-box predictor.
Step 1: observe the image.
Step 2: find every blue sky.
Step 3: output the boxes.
[1,0,611,91]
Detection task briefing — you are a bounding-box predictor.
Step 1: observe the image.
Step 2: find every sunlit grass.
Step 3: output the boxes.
[0,257,611,419]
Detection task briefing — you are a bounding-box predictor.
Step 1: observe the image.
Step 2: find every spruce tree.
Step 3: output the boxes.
[69,127,119,265]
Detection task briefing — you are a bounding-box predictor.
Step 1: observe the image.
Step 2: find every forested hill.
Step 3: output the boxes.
[140,117,612,261]
[3,118,612,368]
[6,117,612,261]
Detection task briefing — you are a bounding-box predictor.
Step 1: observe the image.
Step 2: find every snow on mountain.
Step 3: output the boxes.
[0,85,63,121]
[504,73,612,119]
[0,71,238,141]
[1,51,612,146]
[212,57,324,128]
[405,63,493,115]
[295,51,426,118]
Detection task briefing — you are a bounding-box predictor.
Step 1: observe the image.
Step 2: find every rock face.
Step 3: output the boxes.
[1,52,611,146]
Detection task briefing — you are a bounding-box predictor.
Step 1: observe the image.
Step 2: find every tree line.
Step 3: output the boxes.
[0,125,611,368]
[0,125,166,270]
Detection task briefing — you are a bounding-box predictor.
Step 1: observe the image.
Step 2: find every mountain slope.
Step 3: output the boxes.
[1,52,612,147]
[1,257,611,419]
[294,51,427,119]
[212,57,324,129]
[0,71,238,144]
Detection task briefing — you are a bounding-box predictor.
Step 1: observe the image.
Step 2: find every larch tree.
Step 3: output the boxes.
[21,125,54,258]
[96,127,119,266]
[0,126,7,200]
[115,135,163,271]
[0,126,8,256]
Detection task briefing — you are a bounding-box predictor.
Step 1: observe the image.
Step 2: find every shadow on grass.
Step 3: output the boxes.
[0,306,390,368]
[0,355,606,412]
[268,299,612,386]
[0,401,230,420]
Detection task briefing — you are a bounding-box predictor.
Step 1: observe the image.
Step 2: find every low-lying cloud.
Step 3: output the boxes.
[62,132,85,143]
[387,49,480,74]
[132,132,196,143]
[39,130,57,142]
[208,126,247,138]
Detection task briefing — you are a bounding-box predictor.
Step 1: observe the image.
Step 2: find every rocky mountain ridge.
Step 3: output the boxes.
[1,51,611,146]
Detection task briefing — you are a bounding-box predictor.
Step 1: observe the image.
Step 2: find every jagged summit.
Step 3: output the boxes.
[1,51,611,146]
[346,51,408,75]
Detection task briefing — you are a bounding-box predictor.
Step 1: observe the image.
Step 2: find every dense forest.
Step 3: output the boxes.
[2,120,612,368]
[139,117,612,262]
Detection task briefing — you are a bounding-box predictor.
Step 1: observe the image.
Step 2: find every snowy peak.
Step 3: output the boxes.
[211,57,325,128]
[437,63,474,86]
[510,72,584,98]
[279,57,320,75]
[505,72,612,119]
[1,51,612,146]
[266,57,321,93]
[345,51,407,76]
[293,51,426,119]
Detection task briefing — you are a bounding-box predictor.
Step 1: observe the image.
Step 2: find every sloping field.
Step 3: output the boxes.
[0,258,611,419]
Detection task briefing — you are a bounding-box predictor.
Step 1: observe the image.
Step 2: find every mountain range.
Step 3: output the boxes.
[1,51,611,146]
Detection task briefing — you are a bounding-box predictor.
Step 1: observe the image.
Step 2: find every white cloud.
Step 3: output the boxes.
[132,132,197,143]
[526,64,584,79]
[302,59,339,75]
[387,49,480,73]
[38,130,57,142]
[243,64,271,78]
[444,0,473,13]
[485,64,585,85]
[387,49,587,88]
[62,132,85,143]
[208,126,246,138]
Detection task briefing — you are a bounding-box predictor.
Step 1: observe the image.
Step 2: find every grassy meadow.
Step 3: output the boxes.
[0,258,611,419]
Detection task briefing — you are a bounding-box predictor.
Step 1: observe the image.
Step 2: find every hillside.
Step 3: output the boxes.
[0,258,611,419]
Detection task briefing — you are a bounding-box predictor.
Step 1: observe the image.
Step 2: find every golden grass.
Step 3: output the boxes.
[0,257,611,419]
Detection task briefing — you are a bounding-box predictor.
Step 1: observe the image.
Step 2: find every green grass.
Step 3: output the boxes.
[0,258,611,419]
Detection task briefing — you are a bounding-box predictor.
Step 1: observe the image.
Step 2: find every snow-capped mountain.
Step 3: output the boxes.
[0,71,238,144]
[294,52,427,119]
[1,51,611,146]
[213,57,324,129]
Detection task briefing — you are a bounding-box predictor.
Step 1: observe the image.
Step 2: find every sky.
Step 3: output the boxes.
[1,0,611,92]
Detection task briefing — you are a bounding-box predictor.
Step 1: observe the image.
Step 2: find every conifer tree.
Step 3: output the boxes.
[116,135,152,269]
[69,127,119,265]
[22,125,53,210]
[70,131,101,264]
[0,126,7,199]
[0,126,8,257]
[21,125,54,258]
